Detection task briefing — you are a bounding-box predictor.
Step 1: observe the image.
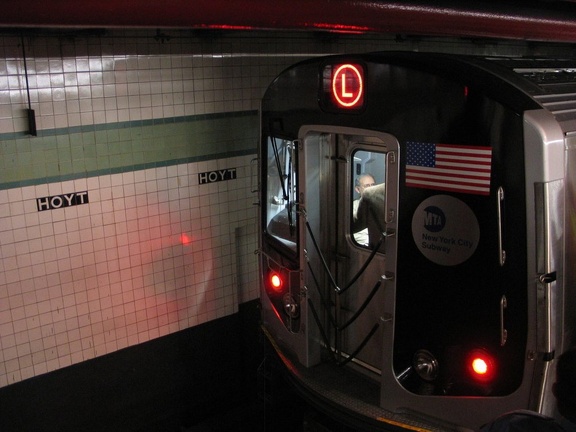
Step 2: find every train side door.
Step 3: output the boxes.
[299,126,399,375]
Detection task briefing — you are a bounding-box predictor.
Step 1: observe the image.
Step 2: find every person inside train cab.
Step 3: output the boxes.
[353,175,386,251]
[353,173,375,246]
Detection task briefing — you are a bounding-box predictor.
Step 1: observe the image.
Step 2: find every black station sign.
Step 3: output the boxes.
[37,191,89,211]
[198,168,237,184]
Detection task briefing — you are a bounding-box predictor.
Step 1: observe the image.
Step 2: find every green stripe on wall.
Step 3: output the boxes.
[0,111,258,190]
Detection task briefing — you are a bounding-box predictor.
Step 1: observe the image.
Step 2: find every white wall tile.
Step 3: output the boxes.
[0,153,257,387]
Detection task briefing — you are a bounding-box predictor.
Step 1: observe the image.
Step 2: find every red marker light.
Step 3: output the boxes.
[269,272,283,292]
[467,349,495,382]
[472,357,488,375]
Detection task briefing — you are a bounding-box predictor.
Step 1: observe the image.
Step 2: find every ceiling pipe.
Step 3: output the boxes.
[1,0,576,42]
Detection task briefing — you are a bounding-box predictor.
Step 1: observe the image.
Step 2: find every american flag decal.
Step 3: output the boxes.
[406,142,493,195]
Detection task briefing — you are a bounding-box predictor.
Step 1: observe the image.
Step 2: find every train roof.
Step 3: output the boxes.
[267,51,576,133]
[485,56,576,132]
[368,52,576,132]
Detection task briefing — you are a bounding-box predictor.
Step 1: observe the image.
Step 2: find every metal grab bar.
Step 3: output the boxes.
[497,186,506,266]
[500,295,508,346]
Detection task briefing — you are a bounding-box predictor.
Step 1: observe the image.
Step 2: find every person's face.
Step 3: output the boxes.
[355,176,375,194]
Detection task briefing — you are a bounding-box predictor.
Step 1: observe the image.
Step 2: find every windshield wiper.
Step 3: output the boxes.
[271,137,295,233]
[271,137,289,203]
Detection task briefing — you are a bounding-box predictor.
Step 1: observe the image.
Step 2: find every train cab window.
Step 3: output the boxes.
[264,136,297,252]
[351,150,387,252]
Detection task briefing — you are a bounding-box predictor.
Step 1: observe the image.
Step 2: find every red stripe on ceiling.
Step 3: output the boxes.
[2,0,576,42]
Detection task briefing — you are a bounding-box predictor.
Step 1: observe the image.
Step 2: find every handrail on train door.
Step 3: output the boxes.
[302,208,389,365]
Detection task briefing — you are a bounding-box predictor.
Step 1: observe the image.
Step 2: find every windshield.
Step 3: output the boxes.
[264,136,297,252]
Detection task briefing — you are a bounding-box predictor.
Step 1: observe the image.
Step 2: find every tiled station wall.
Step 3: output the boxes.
[0,29,573,388]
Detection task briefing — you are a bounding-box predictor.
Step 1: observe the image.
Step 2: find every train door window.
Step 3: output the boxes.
[264,136,297,252]
[351,150,387,252]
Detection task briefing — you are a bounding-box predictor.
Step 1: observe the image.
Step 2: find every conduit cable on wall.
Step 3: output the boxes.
[21,33,37,136]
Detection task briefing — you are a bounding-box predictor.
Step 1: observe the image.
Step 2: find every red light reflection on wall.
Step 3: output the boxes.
[180,233,193,245]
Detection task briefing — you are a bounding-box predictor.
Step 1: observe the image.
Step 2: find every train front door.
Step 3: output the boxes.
[299,126,399,375]
[299,124,530,424]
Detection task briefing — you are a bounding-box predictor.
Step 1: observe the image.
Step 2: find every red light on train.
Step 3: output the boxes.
[331,63,364,109]
[467,349,495,382]
[269,272,284,292]
[472,357,488,375]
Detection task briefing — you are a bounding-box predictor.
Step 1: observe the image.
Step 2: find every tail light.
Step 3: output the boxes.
[467,349,496,382]
[269,272,283,291]
[264,269,300,328]
[266,270,286,295]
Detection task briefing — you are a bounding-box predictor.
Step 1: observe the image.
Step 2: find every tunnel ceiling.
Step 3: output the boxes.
[2,0,576,42]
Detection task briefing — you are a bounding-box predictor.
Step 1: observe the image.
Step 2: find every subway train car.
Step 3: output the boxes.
[257,52,576,431]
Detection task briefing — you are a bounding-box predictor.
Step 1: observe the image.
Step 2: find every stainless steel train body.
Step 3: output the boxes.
[258,52,576,431]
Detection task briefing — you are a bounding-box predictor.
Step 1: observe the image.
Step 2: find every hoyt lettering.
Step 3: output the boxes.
[198,168,237,185]
[37,191,89,211]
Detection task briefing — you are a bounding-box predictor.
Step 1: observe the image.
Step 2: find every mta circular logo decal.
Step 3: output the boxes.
[412,195,480,266]
[423,206,445,232]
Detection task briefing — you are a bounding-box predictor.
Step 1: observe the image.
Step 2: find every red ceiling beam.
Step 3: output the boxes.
[1,0,576,42]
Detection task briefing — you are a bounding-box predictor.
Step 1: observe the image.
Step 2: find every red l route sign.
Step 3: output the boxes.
[331,63,364,109]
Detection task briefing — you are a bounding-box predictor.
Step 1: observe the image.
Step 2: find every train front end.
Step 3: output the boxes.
[258,53,576,431]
